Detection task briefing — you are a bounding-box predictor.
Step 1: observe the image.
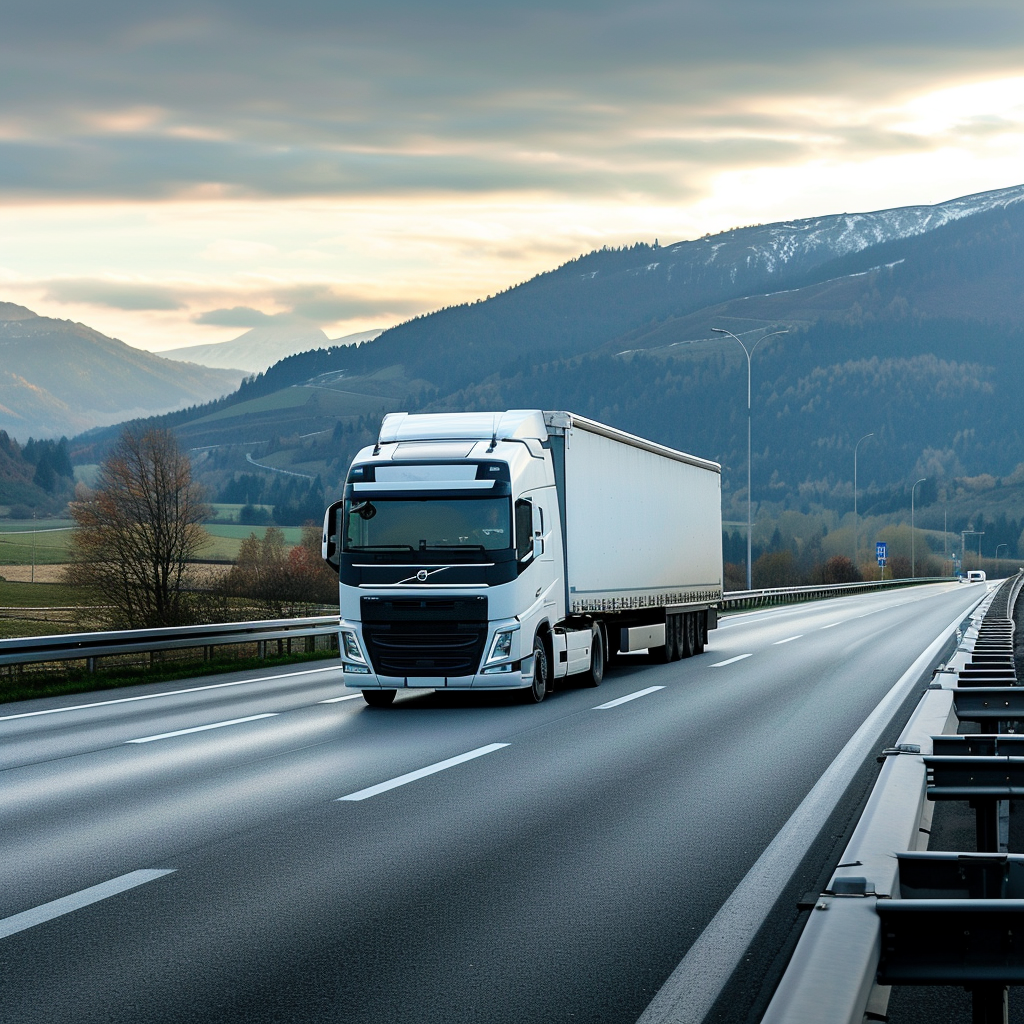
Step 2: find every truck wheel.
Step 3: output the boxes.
[523,635,549,703]
[583,626,604,687]
[654,617,674,662]
[363,689,397,708]
[694,612,706,654]
[682,612,696,658]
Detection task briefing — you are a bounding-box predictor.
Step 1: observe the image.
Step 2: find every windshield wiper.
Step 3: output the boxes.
[422,543,487,551]
[349,544,415,551]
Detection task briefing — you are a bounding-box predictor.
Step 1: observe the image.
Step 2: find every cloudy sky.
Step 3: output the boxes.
[1,0,1022,352]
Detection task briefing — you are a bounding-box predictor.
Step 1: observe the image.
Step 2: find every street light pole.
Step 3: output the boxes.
[996,543,1008,577]
[911,477,926,578]
[853,432,874,570]
[712,326,789,591]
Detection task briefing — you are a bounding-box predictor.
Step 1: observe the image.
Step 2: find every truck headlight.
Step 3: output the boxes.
[341,630,366,663]
[486,628,517,663]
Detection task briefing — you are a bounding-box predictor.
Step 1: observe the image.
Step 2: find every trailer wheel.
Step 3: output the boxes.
[363,689,396,708]
[654,616,673,662]
[694,611,706,654]
[583,625,604,687]
[672,615,685,661]
[682,612,696,658]
[523,635,549,703]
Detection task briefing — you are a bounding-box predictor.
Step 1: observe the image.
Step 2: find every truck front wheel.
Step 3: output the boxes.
[524,635,549,703]
[363,689,397,708]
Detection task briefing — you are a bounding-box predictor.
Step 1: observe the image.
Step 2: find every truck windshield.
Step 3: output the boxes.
[344,497,512,553]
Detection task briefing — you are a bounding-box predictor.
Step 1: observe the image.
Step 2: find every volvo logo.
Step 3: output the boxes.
[396,565,455,585]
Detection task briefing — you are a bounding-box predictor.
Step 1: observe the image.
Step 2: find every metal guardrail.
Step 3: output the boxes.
[761,571,1024,1023]
[0,615,340,673]
[0,578,958,674]
[722,576,951,610]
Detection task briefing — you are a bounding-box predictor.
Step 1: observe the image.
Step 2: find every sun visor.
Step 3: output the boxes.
[391,441,477,460]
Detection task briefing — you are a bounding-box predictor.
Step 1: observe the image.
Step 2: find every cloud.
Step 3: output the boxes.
[193,306,275,327]
[192,292,425,327]
[0,1,1020,205]
[42,278,185,310]
[273,285,424,321]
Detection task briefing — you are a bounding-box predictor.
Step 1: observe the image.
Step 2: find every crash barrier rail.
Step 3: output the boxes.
[721,576,951,610]
[0,577,969,675]
[0,615,340,675]
[761,570,1024,1024]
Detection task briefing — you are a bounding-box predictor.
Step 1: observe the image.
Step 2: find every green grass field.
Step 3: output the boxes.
[208,503,275,521]
[0,580,93,607]
[199,524,304,560]
[0,579,100,640]
[0,524,75,564]
[0,518,308,565]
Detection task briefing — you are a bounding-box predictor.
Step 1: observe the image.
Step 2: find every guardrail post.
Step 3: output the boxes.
[971,983,1008,1023]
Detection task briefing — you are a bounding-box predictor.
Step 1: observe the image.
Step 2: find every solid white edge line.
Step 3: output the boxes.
[338,743,510,801]
[318,693,364,703]
[0,665,340,722]
[126,713,277,744]
[773,635,803,645]
[634,593,986,1024]
[711,654,753,667]
[593,686,665,710]
[0,869,175,941]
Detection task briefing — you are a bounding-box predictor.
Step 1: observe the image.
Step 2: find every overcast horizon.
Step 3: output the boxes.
[0,0,1022,352]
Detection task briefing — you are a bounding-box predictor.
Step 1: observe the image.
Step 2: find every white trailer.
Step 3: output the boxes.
[322,410,723,706]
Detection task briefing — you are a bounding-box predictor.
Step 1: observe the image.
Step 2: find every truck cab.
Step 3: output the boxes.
[322,411,568,705]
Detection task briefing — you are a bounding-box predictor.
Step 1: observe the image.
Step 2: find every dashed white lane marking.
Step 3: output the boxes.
[593,686,665,710]
[821,622,843,629]
[711,654,753,667]
[318,693,364,703]
[338,743,510,801]
[126,713,277,744]
[0,870,175,941]
[0,666,340,722]
[773,635,803,645]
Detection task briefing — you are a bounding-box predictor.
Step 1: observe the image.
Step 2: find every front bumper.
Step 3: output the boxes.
[339,614,528,688]
[342,660,532,691]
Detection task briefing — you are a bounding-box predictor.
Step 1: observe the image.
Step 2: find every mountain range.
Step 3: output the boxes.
[11,182,1024,550]
[0,303,244,440]
[162,320,383,374]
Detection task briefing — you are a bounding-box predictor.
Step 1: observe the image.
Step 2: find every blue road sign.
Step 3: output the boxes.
[877,542,887,566]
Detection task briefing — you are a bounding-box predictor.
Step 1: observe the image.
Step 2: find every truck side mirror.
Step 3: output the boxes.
[533,534,544,559]
[322,500,344,571]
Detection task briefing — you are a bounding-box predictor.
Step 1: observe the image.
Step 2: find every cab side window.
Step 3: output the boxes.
[515,499,533,563]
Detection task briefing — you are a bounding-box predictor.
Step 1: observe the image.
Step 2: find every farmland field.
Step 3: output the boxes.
[0,522,75,565]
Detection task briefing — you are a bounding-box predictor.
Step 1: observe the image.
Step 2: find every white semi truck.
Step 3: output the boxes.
[321,410,723,706]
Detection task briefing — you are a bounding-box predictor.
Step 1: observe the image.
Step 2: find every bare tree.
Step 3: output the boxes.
[219,523,336,617]
[65,428,209,627]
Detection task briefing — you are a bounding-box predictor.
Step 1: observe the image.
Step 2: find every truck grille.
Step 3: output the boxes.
[360,596,488,678]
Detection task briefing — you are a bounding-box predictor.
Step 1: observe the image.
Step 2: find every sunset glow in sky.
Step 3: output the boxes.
[1,1,1022,352]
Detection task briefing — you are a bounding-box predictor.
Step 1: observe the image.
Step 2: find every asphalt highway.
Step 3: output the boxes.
[0,582,988,1024]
